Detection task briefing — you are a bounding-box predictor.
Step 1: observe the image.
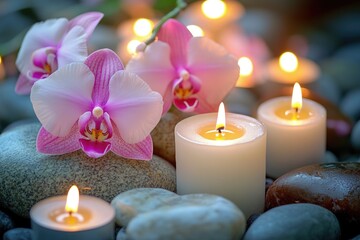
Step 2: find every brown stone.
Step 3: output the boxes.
[151,108,193,166]
[266,162,360,238]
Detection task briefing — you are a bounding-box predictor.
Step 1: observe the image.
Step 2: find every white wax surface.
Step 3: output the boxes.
[175,113,266,218]
[257,97,326,178]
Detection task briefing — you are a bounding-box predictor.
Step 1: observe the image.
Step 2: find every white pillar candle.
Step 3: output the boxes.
[175,103,266,218]
[30,185,115,240]
[257,83,326,178]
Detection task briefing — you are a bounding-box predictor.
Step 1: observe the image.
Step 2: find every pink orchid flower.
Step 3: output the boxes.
[15,12,103,94]
[30,49,163,159]
[126,19,239,113]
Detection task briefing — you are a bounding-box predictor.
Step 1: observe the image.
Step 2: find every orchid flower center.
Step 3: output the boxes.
[82,107,112,143]
[174,69,194,99]
[30,47,58,80]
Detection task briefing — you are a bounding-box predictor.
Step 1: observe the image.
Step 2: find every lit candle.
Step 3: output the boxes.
[0,56,5,81]
[30,185,115,240]
[175,103,266,218]
[267,51,320,84]
[257,83,326,178]
[236,57,255,88]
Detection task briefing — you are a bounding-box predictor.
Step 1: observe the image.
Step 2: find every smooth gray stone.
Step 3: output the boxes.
[341,89,360,121]
[0,211,14,234]
[0,123,176,218]
[309,74,341,104]
[112,188,246,240]
[334,43,360,62]
[321,59,360,91]
[3,228,32,240]
[224,88,257,116]
[0,78,36,124]
[323,151,338,163]
[243,203,340,240]
[112,188,178,226]
[351,120,360,150]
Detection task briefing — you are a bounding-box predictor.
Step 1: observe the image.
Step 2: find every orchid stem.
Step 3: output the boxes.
[144,0,187,45]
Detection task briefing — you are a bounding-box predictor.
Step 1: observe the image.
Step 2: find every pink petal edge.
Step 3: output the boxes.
[69,12,104,39]
[157,19,192,68]
[15,74,33,95]
[37,126,81,155]
[85,49,124,106]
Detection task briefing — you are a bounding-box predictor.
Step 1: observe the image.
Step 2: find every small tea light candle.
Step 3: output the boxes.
[267,52,320,84]
[175,103,266,218]
[257,83,326,178]
[236,57,255,88]
[30,185,115,240]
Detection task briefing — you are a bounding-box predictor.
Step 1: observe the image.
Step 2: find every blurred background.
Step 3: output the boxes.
[0,0,360,161]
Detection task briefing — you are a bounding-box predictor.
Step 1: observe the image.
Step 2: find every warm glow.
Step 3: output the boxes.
[187,25,204,37]
[216,102,226,131]
[0,56,2,64]
[279,52,298,72]
[133,18,153,37]
[65,185,79,214]
[238,57,253,77]
[201,0,227,19]
[291,82,302,111]
[127,39,142,55]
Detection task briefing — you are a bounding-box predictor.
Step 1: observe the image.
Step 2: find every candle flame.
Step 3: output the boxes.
[133,18,153,37]
[65,185,79,214]
[291,82,302,112]
[216,102,226,132]
[238,57,253,77]
[0,56,2,64]
[279,52,298,72]
[201,0,227,19]
[186,25,204,37]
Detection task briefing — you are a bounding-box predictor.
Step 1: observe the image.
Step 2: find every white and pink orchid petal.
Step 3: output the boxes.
[37,126,81,154]
[78,111,92,136]
[15,74,34,94]
[16,18,68,75]
[162,85,174,114]
[57,26,87,67]
[79,139,111,158]
[187,37,239,113]
[157,19,192,67]
[32,47,56,68]
[30,62,94,137]
[110,129,153,160]
[106,71,163,144]
[85,49,124,106]
[69,12,103,39]
[126,41,175,99]
[174,98,199,112]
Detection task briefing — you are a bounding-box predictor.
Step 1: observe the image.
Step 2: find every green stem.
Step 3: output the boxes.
[144,0,187,45]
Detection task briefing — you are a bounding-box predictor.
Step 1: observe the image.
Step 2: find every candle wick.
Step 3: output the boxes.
[68,211,73,217]
[217,126,224,134]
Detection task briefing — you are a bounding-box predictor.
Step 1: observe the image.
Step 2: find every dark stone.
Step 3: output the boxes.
[0,211,14,236]
[351,120,360,150]
[243,203,340,240]
[3,228,32,240]
[0,78,36,124]
[266,162,360,238]
[246,213,260,230]
[341,89,360,121]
